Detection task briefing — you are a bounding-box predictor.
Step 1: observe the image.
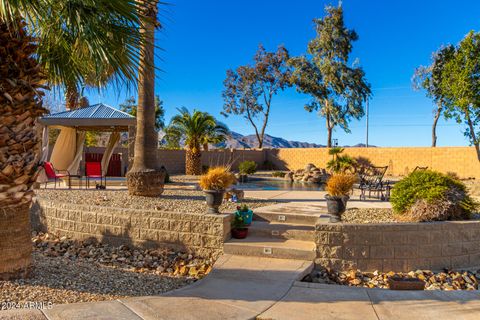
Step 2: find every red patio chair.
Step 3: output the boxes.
[85,162,106,189]
[43,162,71,189]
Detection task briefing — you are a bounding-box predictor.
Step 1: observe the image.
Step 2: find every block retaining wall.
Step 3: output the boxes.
[30,200,231,258]
[315,220,480,272]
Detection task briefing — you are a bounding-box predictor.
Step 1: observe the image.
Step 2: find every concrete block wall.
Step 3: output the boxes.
[31,200,231,258]
[315,221,480,272]
[267,147,480,179]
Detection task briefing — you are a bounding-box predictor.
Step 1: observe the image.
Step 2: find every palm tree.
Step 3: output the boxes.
[166,108,230,175]
[0,0,148,280]
[126,0,167,196]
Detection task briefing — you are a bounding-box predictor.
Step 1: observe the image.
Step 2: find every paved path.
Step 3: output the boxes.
[3,255,479,320]
[258,282,480,320]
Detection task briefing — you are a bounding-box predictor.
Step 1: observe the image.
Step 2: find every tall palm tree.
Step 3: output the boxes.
[126,0,167,196]
[166,108,230,175]
[0,0,149,280]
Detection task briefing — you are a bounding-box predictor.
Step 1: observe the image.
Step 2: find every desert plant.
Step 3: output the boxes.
[272,171,286,178]
[239,160,257,175]
[391,170,477,221]
[199,167,236,191]
[232,214,247,229]
[326,148,357,173]
[326,174,357,197]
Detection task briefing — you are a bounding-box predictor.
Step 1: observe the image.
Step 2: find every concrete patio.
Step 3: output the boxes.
[2,254,479,320]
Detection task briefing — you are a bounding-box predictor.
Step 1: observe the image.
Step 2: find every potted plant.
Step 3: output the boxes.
[231,213,249,239]
[236,204,253,226]
[199,167,236,214]
[325,174,357,222]
[238,160,257,182]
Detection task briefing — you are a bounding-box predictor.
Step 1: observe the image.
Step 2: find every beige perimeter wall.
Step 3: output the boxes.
[158,147,480,179]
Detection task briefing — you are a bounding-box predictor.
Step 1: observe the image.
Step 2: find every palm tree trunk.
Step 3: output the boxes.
[186,149,202,175]
[65,84,79,110]
[0,21,47,279]
[126,0,166,196]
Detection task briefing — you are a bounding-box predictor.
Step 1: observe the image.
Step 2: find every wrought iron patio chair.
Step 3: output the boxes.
[357,166,390,201]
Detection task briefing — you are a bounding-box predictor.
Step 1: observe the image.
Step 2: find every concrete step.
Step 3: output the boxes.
[252,203,329,225]
[224,236,316,261]
[248,221,315,241]
[253,210,322,225]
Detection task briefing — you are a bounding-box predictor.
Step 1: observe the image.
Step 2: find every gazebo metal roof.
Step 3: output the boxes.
[38,103,136,131]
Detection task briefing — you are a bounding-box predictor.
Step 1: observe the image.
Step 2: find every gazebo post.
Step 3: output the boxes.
[128,125,136,173]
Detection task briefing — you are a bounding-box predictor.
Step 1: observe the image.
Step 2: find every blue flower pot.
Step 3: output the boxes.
[236,209,253,226]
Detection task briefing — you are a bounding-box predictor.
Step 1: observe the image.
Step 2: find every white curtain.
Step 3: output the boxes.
[40,125,49,162]
[50,127,77,171]
[101,131,120,176]
[67,131,86,175]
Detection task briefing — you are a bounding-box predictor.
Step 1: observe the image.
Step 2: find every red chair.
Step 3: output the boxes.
[43,162,71,189]
[85,162,106,189]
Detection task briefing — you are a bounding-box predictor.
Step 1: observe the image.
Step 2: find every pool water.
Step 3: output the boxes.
[236,178,325,191]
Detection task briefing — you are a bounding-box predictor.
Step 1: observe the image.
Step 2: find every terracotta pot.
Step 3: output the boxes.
[204,190,225,214]
[388,276,425,290]
[231,228,248,239]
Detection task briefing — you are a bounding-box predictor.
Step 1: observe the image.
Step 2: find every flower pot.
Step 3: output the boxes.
[204,190,225,214]
[231,228,249,239]
[325,194,349,222]
[236,209,253,226]
[238,174,248,183]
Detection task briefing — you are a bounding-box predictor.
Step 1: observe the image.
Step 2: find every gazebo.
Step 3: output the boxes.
[38,103,136,179]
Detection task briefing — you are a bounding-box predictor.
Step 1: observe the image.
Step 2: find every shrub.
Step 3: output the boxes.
[326,174,357,197]
[271,171,286,178]
[263,160,276,170]
[391,170,477,222]
[199,167,236,191]
[238,160,257,175]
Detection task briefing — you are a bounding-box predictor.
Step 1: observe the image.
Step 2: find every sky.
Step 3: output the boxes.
[85,0,480,147]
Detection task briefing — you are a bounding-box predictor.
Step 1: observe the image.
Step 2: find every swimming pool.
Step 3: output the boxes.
[235,178,325,191]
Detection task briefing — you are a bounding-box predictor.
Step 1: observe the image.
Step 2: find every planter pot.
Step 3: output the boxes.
[236,209,253,226]
[204,190,225,214]
[388,276,425,290]
[231,228,249,239]
[238,174,248,183]
[325,194,349,222]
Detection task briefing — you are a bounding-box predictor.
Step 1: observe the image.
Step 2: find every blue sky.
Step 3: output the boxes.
[86,0,480,147]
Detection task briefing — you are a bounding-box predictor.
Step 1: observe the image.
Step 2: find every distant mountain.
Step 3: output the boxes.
[216,132,325,149]
[94,131,373,149]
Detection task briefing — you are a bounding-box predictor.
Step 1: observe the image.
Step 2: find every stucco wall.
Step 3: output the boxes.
[315,220,480,272]
[31,199,231,258]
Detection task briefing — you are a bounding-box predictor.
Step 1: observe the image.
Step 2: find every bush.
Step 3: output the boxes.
[199,167,236,191]
[263,160,276,170]
[391,170,477,222]
[326,174,357,197]
[271,171,286,178]
[238,160,257,175]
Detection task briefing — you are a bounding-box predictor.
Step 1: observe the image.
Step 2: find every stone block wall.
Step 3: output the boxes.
[315,221,480,272]
[31,200,231,258]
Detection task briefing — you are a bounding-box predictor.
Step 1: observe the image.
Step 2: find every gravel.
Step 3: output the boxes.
[34,188,277,214]
[304,268,480,291]
[341,208,397,224]
[0,233,212,306]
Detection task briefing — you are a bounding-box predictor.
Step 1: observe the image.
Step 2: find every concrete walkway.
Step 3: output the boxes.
[3,254,480,319]
[258,282,480,320]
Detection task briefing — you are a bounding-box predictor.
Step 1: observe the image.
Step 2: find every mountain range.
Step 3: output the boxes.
[97,131,371,149]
